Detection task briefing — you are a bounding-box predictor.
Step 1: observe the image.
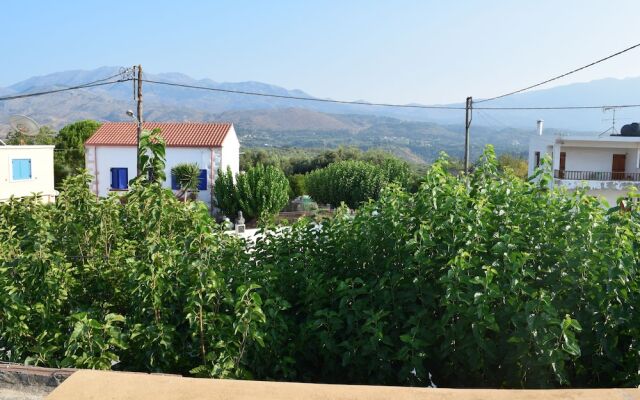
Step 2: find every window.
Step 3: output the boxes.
[171,169,208,191]
[198,169,207,190]
[534,151,541,167]
[11,159,32,180]
[110,168,128,190]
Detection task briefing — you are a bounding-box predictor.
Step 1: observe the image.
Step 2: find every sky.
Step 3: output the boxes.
[3,0,640,104]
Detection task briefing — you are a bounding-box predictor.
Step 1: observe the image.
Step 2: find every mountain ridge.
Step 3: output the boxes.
[3,66,636,163]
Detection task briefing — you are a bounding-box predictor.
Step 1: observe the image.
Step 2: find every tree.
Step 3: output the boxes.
[6,126,56,145]
[214,164,289,222]
[214,167,240,219]
[305,160,387,208]
[171,163,201,202]
[287,174,307,199]
[54,120,101,185]
[498,153,528,179]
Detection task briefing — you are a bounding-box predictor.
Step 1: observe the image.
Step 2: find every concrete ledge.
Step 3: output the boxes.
[0,362,74,399]
[47,370,640,400]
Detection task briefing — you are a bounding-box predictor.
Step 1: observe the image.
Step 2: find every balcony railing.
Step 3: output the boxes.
[554,170,640,181]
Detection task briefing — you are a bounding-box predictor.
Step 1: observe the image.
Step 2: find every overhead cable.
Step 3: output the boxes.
[475,41,640,103]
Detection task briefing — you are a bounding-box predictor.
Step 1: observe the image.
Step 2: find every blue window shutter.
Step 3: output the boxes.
[111,168,117,188]
[111,168,128,189]
[119,168,128,189]
[198,169,207,190]
[171,173,179,190]
[12,159,31,180]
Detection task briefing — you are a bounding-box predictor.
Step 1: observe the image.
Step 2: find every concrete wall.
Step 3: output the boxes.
[48,369,640,400]
[562,146,640,174]
[0,145,56,202]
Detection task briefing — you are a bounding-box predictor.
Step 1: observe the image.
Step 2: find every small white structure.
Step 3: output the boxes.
[529,126,640,205]
[0,145,56,203]
[84,122,240,209]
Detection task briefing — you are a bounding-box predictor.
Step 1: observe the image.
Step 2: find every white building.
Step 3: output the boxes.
[0,145,56,203]
[528,125,640,205]
[84,122,240,209]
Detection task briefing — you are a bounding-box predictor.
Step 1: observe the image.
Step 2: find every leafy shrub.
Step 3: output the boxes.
[214,164,289,221]
[305,160,387,208]
[55,120,102,185]
[214,167,240,219]
[287,174,307,199]
[5,144,640,389]
[171,162,201,201]
[245,147,640,388]
[0,133,265,378]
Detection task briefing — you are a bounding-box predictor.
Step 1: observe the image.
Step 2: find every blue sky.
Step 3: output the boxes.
[3,0,640,104]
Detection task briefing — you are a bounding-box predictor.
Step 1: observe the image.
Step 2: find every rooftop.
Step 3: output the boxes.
[85,122,233,148]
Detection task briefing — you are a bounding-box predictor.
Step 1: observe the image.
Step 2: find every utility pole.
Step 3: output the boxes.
[464,96,472,174]
[136,65,143,176]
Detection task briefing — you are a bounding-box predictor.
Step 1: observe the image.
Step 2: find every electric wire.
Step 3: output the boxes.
[0,79,129,102]
[2,73,640,111]
[475,41,640,103]
[142,78,640,111]
[0,68,133,102]
[140,78,467,110]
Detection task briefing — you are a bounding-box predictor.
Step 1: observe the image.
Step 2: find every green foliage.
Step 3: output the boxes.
[241,147,414,177]
[138,128,166,184]
[5,126,56,146]
[305,160,388,208]
[5,143,640,388]
[0,134,264,378]
[54,120,101,185]
[287,174,306,199]
[214,164,289,221]
[214,167,240,219]
[498,153,528,179]
[171,163,201,201]
[246,146,640,388]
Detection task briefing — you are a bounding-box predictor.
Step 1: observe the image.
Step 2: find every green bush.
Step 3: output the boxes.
[244,147,640,388]
[5,144,640,388]
[305,160,387,208]
[214,164,289,221]
[171,163,201,201]
[287,174,307,199]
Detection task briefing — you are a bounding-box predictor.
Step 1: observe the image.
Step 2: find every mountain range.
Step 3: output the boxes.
[1,66,637,162]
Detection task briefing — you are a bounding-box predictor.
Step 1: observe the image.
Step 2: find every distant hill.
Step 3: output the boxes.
[3,66,635,162]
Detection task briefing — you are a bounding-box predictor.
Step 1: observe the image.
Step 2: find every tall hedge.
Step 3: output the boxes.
[4,145,640,388]
[305,160,387,208]
[214,164,289,221]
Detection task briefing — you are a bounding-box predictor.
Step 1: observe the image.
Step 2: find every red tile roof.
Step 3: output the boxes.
[85,122,233,147]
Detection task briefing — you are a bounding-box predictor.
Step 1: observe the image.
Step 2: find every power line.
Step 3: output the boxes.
[0,68,133,102]
[143,78,640,111]
[0,79,130,102]
[141,78,467,110]
[475,104,640,110]
[2,70,640,111]
[475,42,640,103]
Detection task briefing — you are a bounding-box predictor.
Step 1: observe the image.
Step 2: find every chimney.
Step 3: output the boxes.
[537,120,544,136]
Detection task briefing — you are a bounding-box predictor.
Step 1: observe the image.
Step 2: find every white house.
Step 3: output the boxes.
[528,124,640,205]
[84,122,240,209]
[0,145,56,203]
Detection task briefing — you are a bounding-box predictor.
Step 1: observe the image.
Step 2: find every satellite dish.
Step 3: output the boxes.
[9,115,40,136]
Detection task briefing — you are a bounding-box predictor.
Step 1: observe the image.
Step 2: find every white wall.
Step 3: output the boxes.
[0,145,56,202]
[164,147,214,204]
[86,146,137,198]
[86,145,223,207]
[562,146,640,173]
[528,136,554,177]
[220,125,240,177]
